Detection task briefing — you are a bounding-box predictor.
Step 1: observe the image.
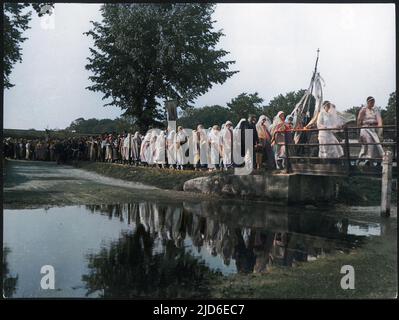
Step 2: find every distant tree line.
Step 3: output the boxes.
[64,91,395,134]
[65,116,138,134]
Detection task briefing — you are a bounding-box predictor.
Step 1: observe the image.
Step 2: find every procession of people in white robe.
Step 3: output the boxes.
[89,95,388,170]
[5,96,388,168]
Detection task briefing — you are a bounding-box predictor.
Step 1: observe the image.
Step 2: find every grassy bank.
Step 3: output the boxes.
[76,161,396,206]
[210,221,397,299]
[337,176,397,206]
[75,161,214,190]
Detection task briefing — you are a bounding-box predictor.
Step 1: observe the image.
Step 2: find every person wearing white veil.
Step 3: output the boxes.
[166,126,176,169]
[122,133,131,164]
[270,111,287,169]
[176,126,188,170]
[148,130,158,166]
[317,101,344,159]
[140,131,152,165]
[221,120,234,170]
[192,124,208,170]
[208,125,222,171]
[256,115,275,170]
[154,130,166,168]
[357,96,384,165]
[130,131,141,165]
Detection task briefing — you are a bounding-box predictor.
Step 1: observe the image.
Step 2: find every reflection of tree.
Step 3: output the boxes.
[84,201,368,284]
[3,247,18,298]
[82,224,219,298]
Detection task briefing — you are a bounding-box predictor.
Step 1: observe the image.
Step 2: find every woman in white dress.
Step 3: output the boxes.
[122,133,131,164]
[140,132,152,164]
[176,126,188,170]
[130,132,141,164]
[192,124,208,170]
[357,96,384,164]
[166,127,176,169]
[317,101,344,159]
[154,130,166,168]
[208,125,222,171]
[221,121,234,170]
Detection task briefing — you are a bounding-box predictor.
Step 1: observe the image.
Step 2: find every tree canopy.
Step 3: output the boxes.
[66,117,137,134]
[85,3,238,131]
[381,91,396,125]
[179,105,231,129]
[4,3,53,89]
[226,92,264,124]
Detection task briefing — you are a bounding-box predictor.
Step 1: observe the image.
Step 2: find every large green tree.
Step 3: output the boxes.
[85,3,238,131]
[179,105,232,129]
[226,92,264,124]
[382,91,396,125]
[3,3,53,89]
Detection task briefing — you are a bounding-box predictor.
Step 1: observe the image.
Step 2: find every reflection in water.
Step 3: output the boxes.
[82,225,217,298]
[3,247,18,298]
[82,202,372,297]
[4,202,380,298]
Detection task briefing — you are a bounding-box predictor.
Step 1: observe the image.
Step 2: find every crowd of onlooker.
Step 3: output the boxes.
[3,136,93,164]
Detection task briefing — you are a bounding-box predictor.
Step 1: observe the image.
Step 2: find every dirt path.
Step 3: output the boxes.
[3,160,216,209]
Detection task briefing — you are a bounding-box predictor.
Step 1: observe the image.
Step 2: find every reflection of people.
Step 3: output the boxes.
[317,101,344,159]
[357,96,384,164]
[233,228,256,273]
[253,231,275,273]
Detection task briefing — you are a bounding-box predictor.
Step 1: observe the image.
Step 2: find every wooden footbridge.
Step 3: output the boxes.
[274,125,397,216]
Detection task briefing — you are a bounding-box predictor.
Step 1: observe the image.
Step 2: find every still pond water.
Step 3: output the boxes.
[3,201,381,298]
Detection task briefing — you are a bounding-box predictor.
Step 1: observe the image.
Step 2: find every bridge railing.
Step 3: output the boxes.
[273,125,397,176]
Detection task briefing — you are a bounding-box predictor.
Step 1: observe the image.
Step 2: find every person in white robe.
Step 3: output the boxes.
[221,121,234,170]
[130,132,141,165]
[176,126,188,170]
[317,101,344,159]
[105,135,113,162]
[154,130,166,167]
[208,125,222,171]
[357,96,384,164]
[166,127,176,169]
[140,132,152,164]
[192,124,208,170]
[122,133,131,164]
[148,130,158,166]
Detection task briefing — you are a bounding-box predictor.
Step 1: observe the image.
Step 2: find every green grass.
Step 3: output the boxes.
[75,161,216,190]
[337,176,397,206]
[210,227,397,299]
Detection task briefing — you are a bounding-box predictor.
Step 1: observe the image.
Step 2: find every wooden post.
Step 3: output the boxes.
[284,131,291,174]
[343,126,351,175]
[381,151,393,217]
